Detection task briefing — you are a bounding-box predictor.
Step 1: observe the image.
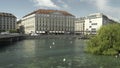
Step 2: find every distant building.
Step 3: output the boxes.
[17,20,21,29]
[0,12,16,32]
[75,17,85,35]
[84,13,115,35]
[21,9,75,34]
[17,20,24,34]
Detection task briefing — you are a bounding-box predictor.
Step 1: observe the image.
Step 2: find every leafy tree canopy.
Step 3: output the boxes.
[85,23,120,55]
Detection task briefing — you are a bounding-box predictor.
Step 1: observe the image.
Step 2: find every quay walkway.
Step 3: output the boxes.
[0,34,22,39]
[0,34,25,43]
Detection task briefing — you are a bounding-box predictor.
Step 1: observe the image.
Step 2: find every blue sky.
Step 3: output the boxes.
[0,0,120,21]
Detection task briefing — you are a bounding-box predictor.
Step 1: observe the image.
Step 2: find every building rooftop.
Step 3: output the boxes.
[88,13,103,16]
[0,12,16,18]
[23,9,74,18]
[86,13,108,19]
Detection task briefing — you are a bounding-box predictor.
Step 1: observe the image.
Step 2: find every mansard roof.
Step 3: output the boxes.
[23,9,74,18]
[0,12,16,18]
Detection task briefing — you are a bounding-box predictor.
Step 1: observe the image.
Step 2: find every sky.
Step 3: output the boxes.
[0,0,120,21]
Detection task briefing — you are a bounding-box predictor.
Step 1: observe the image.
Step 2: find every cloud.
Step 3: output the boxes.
[96,0,120,21]
[80,0,120,21]
[57,0,69,8]
[80,0,108,10]
[31,0,59,8]
[95,0,108,10]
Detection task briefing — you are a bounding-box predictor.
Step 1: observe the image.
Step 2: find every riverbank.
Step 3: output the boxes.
[25,35,88,39]
[0,34,25,44]
[0,34,88,44]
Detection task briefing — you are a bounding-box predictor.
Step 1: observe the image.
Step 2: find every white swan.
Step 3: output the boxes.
[52,42,55,45]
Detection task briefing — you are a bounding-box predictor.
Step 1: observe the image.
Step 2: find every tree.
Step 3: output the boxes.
[9,29,18,33]
[85,23,120,55]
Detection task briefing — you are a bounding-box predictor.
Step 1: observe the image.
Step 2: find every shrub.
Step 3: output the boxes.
[85,23,120,55]
[102,49,118,55]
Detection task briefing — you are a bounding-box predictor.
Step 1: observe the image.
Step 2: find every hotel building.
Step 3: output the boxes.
[75,17,85,35]
[21,9,75,34]
[81,13,115,35]
[0,12,16,32]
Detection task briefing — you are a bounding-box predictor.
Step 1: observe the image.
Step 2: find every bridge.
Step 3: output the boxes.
[0,34,25,43]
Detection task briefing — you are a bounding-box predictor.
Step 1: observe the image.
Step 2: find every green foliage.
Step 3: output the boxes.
[0,30,5,32]
[85,23,120,55]
[9,29,18,33]
[102,48,118,55]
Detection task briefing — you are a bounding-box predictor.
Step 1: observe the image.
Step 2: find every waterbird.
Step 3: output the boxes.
[52,42,55,45]
[115,55,118,58]
[50,46,52,48]
[63,58,66,62]
[119,53,120,56]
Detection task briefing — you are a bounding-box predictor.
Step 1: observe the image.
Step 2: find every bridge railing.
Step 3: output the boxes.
[0,33,23,39]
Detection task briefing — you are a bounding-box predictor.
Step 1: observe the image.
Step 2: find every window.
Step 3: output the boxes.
[91,28,96,31]
[89,21,92,23]
[86,29,88,31]
[92,23,97,25]
[89,26,92,28]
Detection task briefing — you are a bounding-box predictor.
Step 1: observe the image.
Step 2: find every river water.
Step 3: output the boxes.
[0,38,120,68]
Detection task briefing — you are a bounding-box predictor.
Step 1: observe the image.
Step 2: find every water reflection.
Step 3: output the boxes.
[22,40,36,57]
[0,38,120,68]
[21,39,76,68]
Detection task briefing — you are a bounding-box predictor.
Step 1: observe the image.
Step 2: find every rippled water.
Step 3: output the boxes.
[0,38,120,68]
